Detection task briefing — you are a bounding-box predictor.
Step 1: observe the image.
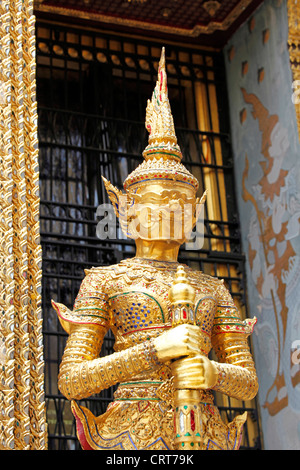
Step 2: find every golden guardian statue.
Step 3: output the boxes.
[52,48,258,451]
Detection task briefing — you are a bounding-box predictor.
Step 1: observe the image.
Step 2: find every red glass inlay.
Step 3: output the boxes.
[190,409,195,432]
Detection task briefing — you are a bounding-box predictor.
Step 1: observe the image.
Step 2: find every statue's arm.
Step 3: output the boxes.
[56,322,160,400]
[53,272,160,401]
[210,281,259,401]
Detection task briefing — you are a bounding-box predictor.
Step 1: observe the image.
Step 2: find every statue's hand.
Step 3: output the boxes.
[153,324,202,363]
[170,355,218,390]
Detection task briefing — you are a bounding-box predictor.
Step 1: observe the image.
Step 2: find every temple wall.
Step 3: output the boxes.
[224,0,300,449]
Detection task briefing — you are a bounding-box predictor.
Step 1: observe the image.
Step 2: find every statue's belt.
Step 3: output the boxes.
[113,379,214,407]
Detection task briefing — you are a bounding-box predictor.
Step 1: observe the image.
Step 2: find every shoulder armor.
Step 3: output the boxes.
[213,315,257,336]
[84,263,119,276]
[52,300,108,334]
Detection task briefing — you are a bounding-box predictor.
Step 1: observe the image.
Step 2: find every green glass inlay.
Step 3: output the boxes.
[75,307,106,312]
[115,397,160,402]
[214,315,241,320]
[75,313,107,321]
[146,150,180,159]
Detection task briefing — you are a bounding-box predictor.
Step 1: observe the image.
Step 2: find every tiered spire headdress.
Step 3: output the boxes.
[102,47,201,226]
[122,47,199,192]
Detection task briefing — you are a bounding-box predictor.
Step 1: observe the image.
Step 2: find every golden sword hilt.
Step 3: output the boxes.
[169,266,202,450]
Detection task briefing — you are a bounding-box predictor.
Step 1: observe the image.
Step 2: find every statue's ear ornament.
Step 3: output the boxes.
[101,176,123,218]
[101,176,138,240]
[190,189,207,234]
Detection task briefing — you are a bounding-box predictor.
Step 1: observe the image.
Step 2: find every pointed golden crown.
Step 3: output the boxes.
[123,47,199,192]
[143,47,182,162]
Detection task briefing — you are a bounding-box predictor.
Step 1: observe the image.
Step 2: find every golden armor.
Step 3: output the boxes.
[52,48,258,451]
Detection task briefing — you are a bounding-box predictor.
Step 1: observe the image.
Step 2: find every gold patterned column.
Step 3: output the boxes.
[0,0,47,450]
[287,0,300,140]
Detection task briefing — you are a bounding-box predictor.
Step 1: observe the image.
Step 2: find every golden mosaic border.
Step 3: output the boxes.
[34,0,255,38]
[0,0,47,450]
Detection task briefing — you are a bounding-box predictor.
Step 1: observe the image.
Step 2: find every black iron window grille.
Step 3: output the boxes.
[36,22,262,450]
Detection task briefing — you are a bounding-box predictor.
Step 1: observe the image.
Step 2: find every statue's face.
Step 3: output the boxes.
[127,182,197,244]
